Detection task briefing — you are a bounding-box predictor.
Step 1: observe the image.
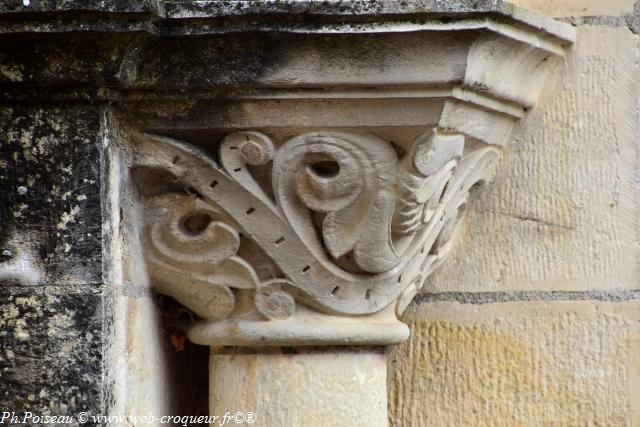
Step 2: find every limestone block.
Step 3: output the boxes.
[0,33,135,85]
[389,300,640,426]
[106,146,209,418]
[0,105,103,286]
[0,287,102,414]
[510,0,635,17]
[425,26,640,292]
[210,349,388,427]
[0,104,105,413]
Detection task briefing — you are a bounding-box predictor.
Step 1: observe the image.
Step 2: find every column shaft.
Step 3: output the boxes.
[209,348,388,427]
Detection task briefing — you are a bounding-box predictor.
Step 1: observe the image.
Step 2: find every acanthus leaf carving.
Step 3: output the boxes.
[273,132,400,274]
[394,143,500,315]
[393,130,464,236]
[142,194,259,321]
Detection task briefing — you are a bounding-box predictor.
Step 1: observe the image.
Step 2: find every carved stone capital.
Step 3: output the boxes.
[127,4,575,346]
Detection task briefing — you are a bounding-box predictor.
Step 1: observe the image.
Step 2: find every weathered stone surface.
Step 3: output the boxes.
[0,0,581,35]
[104,290,210,420]
[0,2,630,427]
[0,287,102,415]
[425,25,640,293]
[389,300,640,426]
[0,104,103,286]
[0,34,133,87]
[210,348,388,427]
[511,0,636,17]
[0,103,105,417]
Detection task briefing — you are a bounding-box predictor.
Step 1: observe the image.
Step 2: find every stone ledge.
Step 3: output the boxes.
[0,0,575,44]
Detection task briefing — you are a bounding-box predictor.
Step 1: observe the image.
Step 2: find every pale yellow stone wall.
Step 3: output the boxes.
[389,301,640,426]
[424,25,639,293]
[390,3,640,426]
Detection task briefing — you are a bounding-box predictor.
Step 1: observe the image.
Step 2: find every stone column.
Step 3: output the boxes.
[209,347,387,426]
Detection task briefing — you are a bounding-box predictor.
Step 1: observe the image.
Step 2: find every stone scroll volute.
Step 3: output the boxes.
[131,129,500,346]
[119,2,575,347]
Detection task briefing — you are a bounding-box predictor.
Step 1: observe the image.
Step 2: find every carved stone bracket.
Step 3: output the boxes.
[127,3,575,346]
[132,128,496,345]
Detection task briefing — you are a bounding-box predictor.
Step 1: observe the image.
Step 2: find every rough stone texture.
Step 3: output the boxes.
[210,348,388,427]
[389,300,640,426]
[425,25,640,293]
[0,2,635,425]
[0,105,103,286]
[0,287,102,415]
[396,19,640,413]
[400,22,640,426]
[102,134,210,420]
[0,103,105,416]
[511,0,636,17]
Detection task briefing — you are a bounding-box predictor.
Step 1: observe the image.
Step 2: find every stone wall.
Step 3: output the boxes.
[0,1,636,426]
[389,2,640,425]
[0,105,104,414]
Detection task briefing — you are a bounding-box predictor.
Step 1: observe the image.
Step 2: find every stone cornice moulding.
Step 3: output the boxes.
[0,1,575,41]
[122,2,575,347]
